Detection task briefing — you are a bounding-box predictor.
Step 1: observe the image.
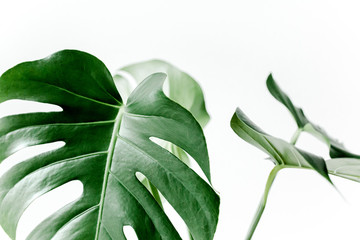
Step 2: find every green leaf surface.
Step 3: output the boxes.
[266,74,360,158]
[326,158,360,182]
[266,74,308,128]
[117,59,210,128]
[0,50,219,240]
[230,107,332,183]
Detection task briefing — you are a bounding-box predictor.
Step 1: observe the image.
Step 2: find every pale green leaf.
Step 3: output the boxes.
[118,59,210,128]
[326,158,360,182]
[266,74,360,158]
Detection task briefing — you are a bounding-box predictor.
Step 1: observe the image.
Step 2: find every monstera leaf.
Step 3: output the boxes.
[115,59,210,128]
[266,74,360,158]
[231,107,335,239]
[0,50,219,240]
[231,108,332,183]
[234,75,360,239]
[231,107,360,184]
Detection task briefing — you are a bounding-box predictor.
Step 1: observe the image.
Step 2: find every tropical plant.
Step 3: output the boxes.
[0,50,220,240]
[231,74,360,239]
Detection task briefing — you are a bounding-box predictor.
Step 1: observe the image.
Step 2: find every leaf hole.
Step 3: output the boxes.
[0,100,62,119]
[16,180,83,240]
[123,225,138,240]
[135,171,147,184]
[0,141,65,178]
[149,137,210,185]
[162,195,191,240]
[134,172,191,240]
[135,172,163,206]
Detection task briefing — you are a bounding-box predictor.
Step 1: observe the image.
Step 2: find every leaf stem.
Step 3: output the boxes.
[290,128,302,145]
[245,165,284,240]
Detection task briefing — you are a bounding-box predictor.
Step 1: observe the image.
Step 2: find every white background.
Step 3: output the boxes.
[1,0,360,239]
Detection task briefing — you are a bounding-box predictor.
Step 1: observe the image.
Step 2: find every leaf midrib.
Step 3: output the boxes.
[94,106,124,240]
[24,78,121,108]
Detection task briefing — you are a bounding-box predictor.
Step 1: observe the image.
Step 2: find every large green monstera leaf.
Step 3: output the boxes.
[0,50,219,240]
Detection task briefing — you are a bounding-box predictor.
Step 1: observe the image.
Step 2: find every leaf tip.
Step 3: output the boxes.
[266,73,277,90]
[152,72,168,81]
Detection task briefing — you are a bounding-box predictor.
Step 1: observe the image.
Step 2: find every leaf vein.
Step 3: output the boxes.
[1,151,108,202]
[26,80,121,108]
[52,204,100,238]
[0,120,116,140]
